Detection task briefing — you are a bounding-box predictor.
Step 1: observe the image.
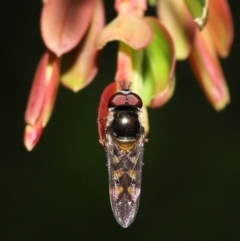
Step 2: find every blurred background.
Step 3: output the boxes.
[1,1,240,240]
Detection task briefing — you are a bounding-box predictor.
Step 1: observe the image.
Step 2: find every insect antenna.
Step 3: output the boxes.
[118,81,132,90]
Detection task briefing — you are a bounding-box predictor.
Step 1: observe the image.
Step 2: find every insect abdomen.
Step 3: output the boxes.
[107,138,144,228]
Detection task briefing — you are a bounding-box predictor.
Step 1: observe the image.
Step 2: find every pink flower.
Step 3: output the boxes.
[24,0,105,150]
[24,0,234,151]
[157,0,234,110]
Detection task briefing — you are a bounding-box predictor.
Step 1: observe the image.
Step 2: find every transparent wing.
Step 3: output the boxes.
[106,133,144,228]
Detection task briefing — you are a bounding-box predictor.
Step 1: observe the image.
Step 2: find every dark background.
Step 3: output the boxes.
[1,1,240,240]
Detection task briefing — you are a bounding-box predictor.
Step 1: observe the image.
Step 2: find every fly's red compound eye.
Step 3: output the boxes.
[108,91,143,108]
[126,93,142,108]
[108,93,126,108]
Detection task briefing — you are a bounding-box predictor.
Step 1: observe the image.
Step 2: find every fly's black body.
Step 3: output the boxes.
[102,84,146,228]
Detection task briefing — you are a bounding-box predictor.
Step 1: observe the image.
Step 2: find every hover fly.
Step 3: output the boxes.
[98,82,147,228]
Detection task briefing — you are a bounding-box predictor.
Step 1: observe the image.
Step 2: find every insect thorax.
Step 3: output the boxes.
[107,107,142,139]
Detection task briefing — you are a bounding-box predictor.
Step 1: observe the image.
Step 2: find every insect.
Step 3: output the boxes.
[98,82,147,228]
